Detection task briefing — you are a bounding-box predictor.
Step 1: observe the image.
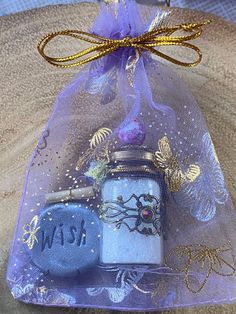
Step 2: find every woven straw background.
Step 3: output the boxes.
[0,1,236,23]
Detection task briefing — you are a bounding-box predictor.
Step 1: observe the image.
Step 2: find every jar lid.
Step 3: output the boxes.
[45,186,96,204]
[110,149,155,163]
[108,165,157,175]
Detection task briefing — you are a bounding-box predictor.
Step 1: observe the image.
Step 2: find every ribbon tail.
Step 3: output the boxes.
[117,64,141,129]
[134,57,176,128]
[120,89,141,128]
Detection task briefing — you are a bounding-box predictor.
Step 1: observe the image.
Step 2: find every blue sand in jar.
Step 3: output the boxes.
[30,203,100,277]
[101,176,163,265]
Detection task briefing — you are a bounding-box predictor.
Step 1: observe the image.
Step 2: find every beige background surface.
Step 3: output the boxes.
[0,2,236,313]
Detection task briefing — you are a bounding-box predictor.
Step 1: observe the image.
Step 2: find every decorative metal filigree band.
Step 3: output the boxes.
[99,193,161,236]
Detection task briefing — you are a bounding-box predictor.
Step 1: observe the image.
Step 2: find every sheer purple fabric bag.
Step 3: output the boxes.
[6,0,236,311]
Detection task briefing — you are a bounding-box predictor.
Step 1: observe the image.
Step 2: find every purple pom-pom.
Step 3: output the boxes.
[118,120,146,146]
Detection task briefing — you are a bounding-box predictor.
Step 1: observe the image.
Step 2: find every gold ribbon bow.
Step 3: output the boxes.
[38,20,210,68]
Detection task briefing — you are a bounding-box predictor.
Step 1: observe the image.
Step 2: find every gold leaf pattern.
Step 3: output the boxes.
[89,128,112,149]
[76,148,93,172]
[185,164,201,182]
[96,141,111,162]
[76,128,112,172]
[104,0,119,4]
[209,134,220,163]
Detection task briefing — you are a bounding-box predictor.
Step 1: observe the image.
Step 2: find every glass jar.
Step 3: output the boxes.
[99,149,163,265]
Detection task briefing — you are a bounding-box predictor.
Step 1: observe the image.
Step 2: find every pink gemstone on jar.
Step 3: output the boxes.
[141,207,153,222]
[118,120,146,145]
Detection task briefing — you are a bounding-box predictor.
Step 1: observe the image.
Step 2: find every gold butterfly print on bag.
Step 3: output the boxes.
[164,244,236,293]
[22,215,40,250]
[154,136,200,192]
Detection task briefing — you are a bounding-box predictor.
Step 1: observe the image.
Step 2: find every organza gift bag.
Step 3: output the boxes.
[7,0,236,311]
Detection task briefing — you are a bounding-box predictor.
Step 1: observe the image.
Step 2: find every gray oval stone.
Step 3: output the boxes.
[30,202,100,277]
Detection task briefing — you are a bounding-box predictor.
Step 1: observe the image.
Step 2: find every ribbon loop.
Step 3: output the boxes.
[38,20,211,68]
